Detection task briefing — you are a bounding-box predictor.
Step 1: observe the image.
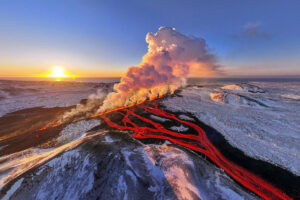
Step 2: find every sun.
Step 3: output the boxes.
[48,66,70,78]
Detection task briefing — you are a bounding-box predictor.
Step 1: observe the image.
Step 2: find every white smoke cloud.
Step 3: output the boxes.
[61,89,107,122]
[97,27,221,113]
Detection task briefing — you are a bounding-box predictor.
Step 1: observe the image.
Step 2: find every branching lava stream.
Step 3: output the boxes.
[100,103,292,200]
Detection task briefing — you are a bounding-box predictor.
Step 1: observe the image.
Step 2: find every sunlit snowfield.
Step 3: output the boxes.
[0,78,299,200]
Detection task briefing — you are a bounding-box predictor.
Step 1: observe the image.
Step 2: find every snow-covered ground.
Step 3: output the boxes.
[163,81,300,176]
[0,79,299,199]
[56,119,101,145]
[0,119,103,189]
[0,132,258,200]
[0,80,112,117]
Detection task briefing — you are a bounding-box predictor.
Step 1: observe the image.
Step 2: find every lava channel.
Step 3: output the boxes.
[100,103,292,200]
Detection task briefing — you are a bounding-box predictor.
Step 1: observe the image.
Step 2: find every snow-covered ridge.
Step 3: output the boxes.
[0,119,104,189]
[211,83,267,106]
[221,83,264,93]
[210,91,267,107]
[210,92,225,103]
[1,133,258,200]
[56,119,101,145]
[221,84,243,91]
[281,94,300,101]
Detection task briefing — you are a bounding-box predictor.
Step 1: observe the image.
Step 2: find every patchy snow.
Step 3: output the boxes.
[178,114,194,121]
[144,144,258,200]
[221,84,243,91]
[170,125,189,132]
[57,119,101,144]
[150,114,170,122]
[0,80,103,117]
[221,83,264,93]
[163,81,300,175]
[210,91,266,107]
[281,94,300,101]
[104,135,114,143]
[0,133,258,200]
[0,131,106,189]
[34,149,96,200]
[2,178,24,200]
[210,92,225,103]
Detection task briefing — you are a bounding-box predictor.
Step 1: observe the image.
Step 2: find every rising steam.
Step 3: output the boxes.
[98,27,220,113]
[62,27,220,121]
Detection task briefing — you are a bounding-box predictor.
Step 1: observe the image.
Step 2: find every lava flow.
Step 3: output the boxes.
[100,103,292,200]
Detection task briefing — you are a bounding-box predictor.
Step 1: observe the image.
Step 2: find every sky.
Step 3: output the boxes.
[0,0,299,78]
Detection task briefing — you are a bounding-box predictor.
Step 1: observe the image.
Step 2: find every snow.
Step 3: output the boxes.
[178,114,194,121]
[0,119,101,189]
[0,131,106,189]
[210,92,225,103]
[0,80,100,117]
[35,149,96,200]
[2,178,24,200]
[150,114,170,122]
[170,125,189,132]
[104,135,114,143]
[1,79,298,199]
[221,84,243,91]
[0,132,258,200]
[281,94,300,100]
[144,144,258,200]
[221,83,264,93]
[56,119,101,144]
[163,81,300,175]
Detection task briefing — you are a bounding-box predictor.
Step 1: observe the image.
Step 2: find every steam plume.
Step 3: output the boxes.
[61,89,107,122]
[98,27,220,113]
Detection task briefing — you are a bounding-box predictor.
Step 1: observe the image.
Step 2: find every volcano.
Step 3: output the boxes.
[0,80,299,200]
[97,100,298,200]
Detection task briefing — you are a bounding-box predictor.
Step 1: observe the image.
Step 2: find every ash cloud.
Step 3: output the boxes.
[97,27,221,113]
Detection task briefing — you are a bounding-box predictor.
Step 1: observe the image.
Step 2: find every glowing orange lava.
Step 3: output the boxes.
[35,97,293,200]
[100,104,292,200]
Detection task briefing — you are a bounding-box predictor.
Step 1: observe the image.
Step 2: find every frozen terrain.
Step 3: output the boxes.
[0,131,258,200]
[163,81,300,176]
[0,80,113,117]
[0,79,299,199]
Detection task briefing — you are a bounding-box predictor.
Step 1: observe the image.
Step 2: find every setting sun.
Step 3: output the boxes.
[48,66,70,78]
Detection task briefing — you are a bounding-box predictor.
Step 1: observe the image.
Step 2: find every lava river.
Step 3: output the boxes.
[99,103,292,200]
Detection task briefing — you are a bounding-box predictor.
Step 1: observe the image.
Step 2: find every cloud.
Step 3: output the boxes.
[97,27,221,113]
[234,23,271,39]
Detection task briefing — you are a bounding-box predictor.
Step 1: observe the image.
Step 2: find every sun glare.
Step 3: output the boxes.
[48,66,70,79]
